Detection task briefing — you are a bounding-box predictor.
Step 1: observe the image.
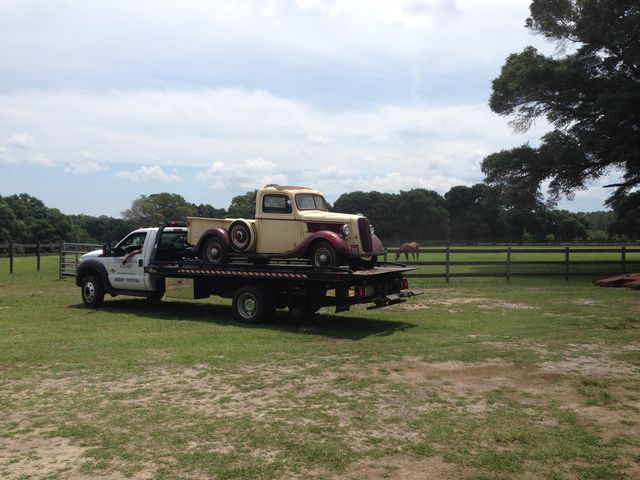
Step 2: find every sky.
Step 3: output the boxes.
[0,0,617,217]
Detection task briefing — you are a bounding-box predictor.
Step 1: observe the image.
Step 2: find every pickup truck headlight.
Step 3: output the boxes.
[370,224,375,235]
[341,224,350,237]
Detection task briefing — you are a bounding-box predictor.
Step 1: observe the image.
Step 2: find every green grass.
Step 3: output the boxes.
[1,256,639,479]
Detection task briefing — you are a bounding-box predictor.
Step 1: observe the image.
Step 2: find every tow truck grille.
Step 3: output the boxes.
[358,218,372,252]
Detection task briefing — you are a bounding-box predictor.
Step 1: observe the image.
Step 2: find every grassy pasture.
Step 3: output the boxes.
[1,256,639,479]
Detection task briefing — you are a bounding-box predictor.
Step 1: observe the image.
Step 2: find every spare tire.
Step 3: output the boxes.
[228,220,256,252]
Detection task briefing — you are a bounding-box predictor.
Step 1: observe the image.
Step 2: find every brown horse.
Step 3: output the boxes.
[395,241,420,262]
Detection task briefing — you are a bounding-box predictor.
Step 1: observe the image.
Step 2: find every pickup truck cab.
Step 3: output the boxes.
[188,185,384,268]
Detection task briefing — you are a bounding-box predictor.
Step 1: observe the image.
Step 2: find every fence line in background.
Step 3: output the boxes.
[384,246,640,281]
[383,240,640,247]
[2,243,639,281]
[0,242,59,274]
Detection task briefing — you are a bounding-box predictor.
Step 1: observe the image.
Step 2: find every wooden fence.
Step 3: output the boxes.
[0,242,59,274]
[384,247,640,281]
[2,242,639,282]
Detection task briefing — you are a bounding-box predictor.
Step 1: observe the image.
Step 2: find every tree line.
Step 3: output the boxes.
[0,188,622,246]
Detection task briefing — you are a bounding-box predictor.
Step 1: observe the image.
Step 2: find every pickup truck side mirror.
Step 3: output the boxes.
[102,243,111,256]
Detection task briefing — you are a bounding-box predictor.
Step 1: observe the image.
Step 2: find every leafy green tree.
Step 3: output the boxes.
[445,184,507,241]
[0,199,18,242]
[574,210,615,239]
[226,191,257,218]
[192,203,227,218]
[122,193,196,227]
[545,210,589,241]
[1,193,75,242]
[395,189,449,241]
[482,0,639,226]
[608,191,640,238]
[70,214,134,243]
[333,191,399,240]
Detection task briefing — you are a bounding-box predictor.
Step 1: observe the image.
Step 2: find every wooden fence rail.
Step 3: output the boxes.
[0,242,59,274]
[384,247,640,281]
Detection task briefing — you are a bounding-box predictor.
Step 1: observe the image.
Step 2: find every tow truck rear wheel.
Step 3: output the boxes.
[232,285,275,324]
[81,275,105,307]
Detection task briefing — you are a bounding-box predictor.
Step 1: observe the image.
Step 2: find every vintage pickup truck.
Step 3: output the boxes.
[188,185,384,267]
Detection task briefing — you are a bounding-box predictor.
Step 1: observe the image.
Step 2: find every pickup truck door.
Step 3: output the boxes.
[105,231,152,291]
[255,194,304,254]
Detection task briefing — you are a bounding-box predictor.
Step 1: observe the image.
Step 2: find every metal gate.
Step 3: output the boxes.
[59,242,101,279]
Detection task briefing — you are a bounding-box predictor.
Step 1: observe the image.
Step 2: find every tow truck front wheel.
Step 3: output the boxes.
[232,286,275,324]
[81,275,105,307]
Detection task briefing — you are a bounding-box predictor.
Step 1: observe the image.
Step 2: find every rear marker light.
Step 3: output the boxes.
[402,279,409,290]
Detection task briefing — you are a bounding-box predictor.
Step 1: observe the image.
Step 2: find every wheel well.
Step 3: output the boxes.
[304,238,328,257]
[76,267,99,285]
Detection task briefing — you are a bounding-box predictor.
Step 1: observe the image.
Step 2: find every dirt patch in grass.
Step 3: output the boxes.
[0,430,93,480]
[400,296,537,311]
[331,455,477,480]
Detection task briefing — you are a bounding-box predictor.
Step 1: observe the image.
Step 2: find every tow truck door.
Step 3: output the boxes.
[104,230,153,291]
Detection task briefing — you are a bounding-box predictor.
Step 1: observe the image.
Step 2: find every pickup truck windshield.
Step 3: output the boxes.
[296,194,328,211]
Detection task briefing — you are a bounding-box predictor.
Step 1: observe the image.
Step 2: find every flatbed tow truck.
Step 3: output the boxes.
[76,223,420,323]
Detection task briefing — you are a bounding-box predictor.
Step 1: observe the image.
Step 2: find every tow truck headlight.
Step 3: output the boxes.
[341,224,350,237]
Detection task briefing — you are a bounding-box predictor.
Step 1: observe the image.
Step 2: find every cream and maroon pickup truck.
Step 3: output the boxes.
[187,185,384,267]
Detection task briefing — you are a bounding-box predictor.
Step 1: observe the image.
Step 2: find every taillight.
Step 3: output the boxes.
[402,279,408,290]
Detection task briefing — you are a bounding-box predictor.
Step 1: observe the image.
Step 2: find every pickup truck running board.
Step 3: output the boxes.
[366,290,423,310]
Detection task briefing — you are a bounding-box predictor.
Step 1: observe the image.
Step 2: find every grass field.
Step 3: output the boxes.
[1,256,639,479]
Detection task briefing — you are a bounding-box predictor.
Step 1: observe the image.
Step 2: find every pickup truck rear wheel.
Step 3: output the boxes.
[310,241,338,267]
[232,286,275,324]
[81,275,105,307]
[201,235,228,264]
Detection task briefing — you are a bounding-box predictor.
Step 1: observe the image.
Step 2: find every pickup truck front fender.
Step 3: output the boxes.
[76,259,112,291]
[291,231,351,257]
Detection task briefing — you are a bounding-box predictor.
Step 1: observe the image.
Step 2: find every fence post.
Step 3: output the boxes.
[36,240,41,271]
[384,251,388,263]
[564,247,570,281]
[59,242,64,280]
[445,246,450,284]
[621,246,626,274]
[506,247,511,282]
[9,240,13,274]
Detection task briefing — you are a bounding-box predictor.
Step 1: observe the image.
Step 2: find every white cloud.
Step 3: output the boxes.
[65,160,108,175]
[6,133,35,150]
[306,134,332,144]
[0,146,17,164]
[115,164,181,183]
[195,157,287,189]
[29,153,56,166]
